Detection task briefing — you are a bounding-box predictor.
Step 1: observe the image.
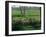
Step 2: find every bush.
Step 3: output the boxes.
[12,18,41,31]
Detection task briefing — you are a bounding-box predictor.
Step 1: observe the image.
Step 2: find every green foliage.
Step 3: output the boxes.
[12,7,41,31]
[12,18,41,31]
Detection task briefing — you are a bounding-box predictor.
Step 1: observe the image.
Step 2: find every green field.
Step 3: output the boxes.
[12,7,41,31]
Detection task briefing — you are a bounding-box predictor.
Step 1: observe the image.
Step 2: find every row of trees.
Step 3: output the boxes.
[12,6,31,16]
[12,6,40,16]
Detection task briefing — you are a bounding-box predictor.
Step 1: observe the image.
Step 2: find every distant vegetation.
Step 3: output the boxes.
[12,6,41,31]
